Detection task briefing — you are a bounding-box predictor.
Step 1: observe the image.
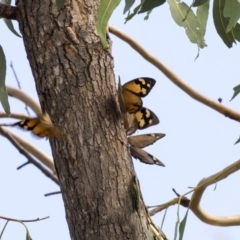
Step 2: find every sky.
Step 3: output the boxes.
[1,1,240,240]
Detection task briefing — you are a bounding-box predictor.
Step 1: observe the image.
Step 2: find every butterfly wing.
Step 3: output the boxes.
[122,78,156,98]
[130,146,165,167]
[128,133,165,148]
[135,107,159,130]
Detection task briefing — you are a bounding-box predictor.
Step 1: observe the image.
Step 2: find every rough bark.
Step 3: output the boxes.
[16,0,150,239]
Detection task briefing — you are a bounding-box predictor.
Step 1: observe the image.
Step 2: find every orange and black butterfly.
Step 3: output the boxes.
[1,114,61,138]
[121,77,156,114]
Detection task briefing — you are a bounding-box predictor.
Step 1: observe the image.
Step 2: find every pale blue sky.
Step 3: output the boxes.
[1,1,240,240]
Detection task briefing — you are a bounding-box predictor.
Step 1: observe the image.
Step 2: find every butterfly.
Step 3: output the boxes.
[130,146,165,167]
[128,133,165,148]
[1,113,61,138]
[120,77,156,114]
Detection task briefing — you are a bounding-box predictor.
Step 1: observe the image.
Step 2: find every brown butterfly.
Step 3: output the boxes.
[1,113,61,138]
[120,77,156,114]
[128,133,165,148]
[130,146,165,167]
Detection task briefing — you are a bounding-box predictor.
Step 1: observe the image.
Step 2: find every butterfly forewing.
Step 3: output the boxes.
[130,146,165,167]
[128,133,165,148]
[135,107,159,130]
[122,78,156,98]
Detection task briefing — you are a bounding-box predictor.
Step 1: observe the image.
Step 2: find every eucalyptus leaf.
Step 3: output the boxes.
[124,0,135,13]
[26,230,33,240]
[96,0,121,47]
[193,0,208,7]
[223,0,240,32]
[56,0,66,10]
[125,3,142,22]
[0,46,10,114]
[138,0,166,14]
[168,0,205,48]
[3,19,21,37]
[230,83,240,101]
[196,0,209,47]
[213,0,235,48]
[178,209,189,240]
[234,136,240,145]
[0,0,11,5]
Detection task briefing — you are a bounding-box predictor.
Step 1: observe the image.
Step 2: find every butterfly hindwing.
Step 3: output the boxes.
[135,107,159,130]
[130,146,165,167]
[128,133,165,148]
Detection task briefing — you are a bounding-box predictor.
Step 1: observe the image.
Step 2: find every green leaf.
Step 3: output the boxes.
[26,230,33,240]
[234,136,240,145]
[167,0,205,48]
[3,19,21,37]
[96,0,121,48]
[123,0,135,13]
[213,0,235,48]
[230,84,240,101]
[138,0,166,14]
[125,3,143,22]
[193,0,208,7]
[196,0,209,48]
[223,0,240,32]
[56,0,66,10]
[233,23,240,41]
[0,45,10,115]
[178,209,189,240]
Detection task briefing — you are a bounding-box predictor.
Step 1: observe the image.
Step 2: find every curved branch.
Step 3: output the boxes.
[0,127,55,173]
[0,215,49,223]
[190,160,240,226]
[0,127,59,185]
[7,86,42,116]
[109,25,240,122]
[0,3,17,20]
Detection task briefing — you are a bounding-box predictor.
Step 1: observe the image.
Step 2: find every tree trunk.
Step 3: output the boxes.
[16,1,150,239]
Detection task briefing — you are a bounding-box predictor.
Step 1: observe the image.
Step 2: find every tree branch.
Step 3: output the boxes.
[109,25,240,123]
[6,86,42,116]
[0,215,49,223]
[149,160,240,226]
[0,112,29,120]
[0,127,59,185]
[190,159,240,226]
[0,3,17,20]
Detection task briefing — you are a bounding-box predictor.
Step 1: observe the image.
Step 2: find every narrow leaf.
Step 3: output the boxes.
[234,136,240,145]
[168,0,205,48]
[0,0,11,5]
[3,19,21,38]
[223,0,240,32]
[213,0,235,48]
[196,0,209,47]
[0,221,9,239]
[0,46,10,114]
[96,0,121,47]
[193,0,208,7]
[56,0,66,10]
[230,84,240,101]
[124,0,135,13]
[178,209,189,240]
[138,0,166,14]
[26,230,33,240]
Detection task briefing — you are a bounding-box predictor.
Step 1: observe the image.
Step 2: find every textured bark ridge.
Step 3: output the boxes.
[16,1,150,239]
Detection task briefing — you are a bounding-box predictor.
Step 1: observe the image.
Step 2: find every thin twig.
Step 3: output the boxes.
[0,127,55,172]
[17,161,30,170]
[10,62,30,116]
[0,127,59,185]
[109,25,240,122]
[0,215,49,223]
[44,191,61,197]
